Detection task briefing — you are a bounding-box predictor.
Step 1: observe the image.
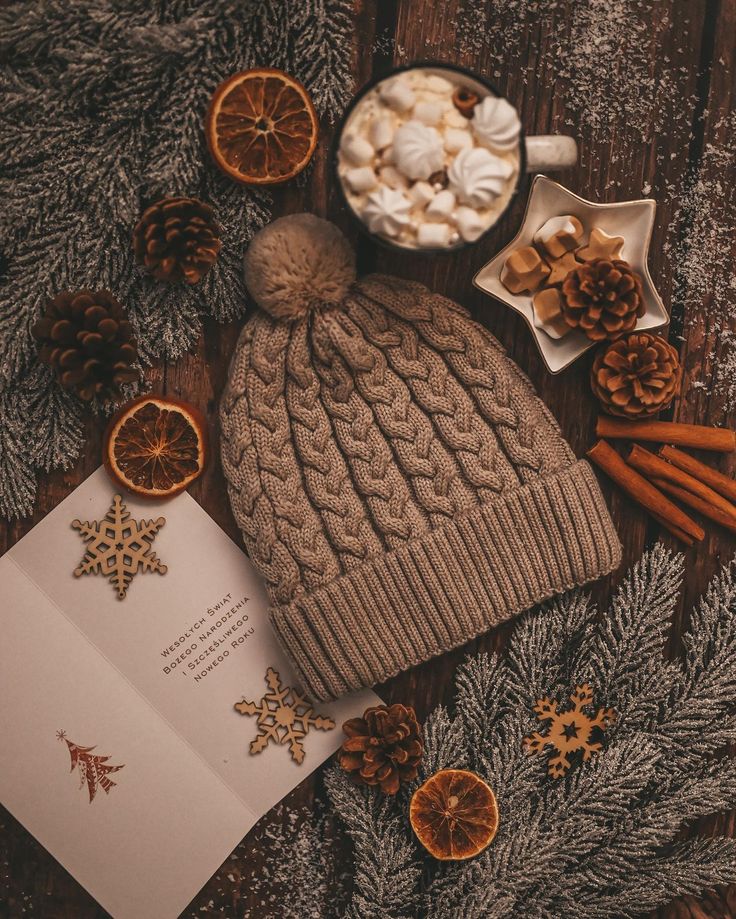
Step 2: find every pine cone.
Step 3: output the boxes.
[561,257,645,341]
[656,885,736,919]
[592,332,681,419]
[339,703,423,795]
[133,197,221,284]
[33,290,138,401]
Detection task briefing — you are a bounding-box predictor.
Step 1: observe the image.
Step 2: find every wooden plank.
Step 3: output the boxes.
[2,0,736,915]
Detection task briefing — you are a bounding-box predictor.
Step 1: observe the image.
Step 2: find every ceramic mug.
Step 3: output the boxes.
[334,61,577,254]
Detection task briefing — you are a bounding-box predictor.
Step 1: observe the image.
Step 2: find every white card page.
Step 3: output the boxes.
[0,467,379,919]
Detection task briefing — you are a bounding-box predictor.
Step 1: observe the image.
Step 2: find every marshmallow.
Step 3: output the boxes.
[345,166,377,193]
[417,222,451,248]
[340,133,374,166]
[414,101,442,125]
[424,74,454,94]
[425,189,456,220]
[445,108,469,129]
[369,116,395,151]
[379,78,415,112]
[444,127,472,154]
[408,181,435,207]
[379,166,408,189]
[455,206,486,243]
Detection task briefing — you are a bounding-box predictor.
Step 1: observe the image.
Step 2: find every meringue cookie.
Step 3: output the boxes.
[362,186,412,237]
[425,189,456,220]
[393,120,444,181]
[369,116,395,151]
[345,166,377,193]
[417,222,451,248]
[455,206,486,242]
[448,147,514,208]
[379,78,415,112]
[340,133,375,166]
[471,96,521,152]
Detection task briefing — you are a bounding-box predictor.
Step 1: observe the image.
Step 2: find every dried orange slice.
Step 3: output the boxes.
[104,395,208,499]
[206,68,318,185]
[409,768,499,861]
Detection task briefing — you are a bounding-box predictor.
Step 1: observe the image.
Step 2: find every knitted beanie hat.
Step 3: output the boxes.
[220,214,621,702]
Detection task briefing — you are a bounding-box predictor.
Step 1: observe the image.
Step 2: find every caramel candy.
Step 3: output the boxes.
[501,246,550,294]
[546,249,582,286]
[577,227,625,261]
[532,287,571,339]
[533,215,584,258]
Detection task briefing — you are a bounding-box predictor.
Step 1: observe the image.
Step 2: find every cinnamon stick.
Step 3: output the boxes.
[649,477,736,535]
[596,416,736,453]
[649,513,695,547]
[587,440,704,543]
[659,445,736,504]
[626,444,736,525]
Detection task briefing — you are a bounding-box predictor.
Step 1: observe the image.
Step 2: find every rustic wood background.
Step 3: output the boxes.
[2,0,735,916]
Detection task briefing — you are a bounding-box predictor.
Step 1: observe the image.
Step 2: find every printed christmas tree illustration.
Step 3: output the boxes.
[57,730,124,803]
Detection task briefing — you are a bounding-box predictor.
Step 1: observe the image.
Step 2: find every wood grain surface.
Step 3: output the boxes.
[2,1,735,917]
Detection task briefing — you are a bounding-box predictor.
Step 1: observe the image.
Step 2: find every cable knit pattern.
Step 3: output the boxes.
[285,320,384,564]
[319,310,477,523]
[346,291,520,500]
[360,276,574,478]
[220,215,621,701]
[246,316,341,595]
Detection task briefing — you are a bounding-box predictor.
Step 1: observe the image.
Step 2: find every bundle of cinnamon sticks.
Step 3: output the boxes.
[587,416,736,546]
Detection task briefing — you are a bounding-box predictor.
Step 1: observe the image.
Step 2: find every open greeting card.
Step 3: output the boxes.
[0,468,379,919]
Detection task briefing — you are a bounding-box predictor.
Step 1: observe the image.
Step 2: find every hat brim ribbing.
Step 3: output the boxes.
[269,459,621,701]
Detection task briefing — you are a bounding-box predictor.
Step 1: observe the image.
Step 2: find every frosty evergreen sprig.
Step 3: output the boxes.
[325,545,736,919]
[0,0,353,518]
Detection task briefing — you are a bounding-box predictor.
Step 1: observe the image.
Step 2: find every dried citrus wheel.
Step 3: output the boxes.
[409,768,499,861]
[104,395,207,499]
[206,68,318,185]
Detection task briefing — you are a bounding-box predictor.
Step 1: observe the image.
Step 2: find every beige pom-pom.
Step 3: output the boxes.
[244,213,357,321]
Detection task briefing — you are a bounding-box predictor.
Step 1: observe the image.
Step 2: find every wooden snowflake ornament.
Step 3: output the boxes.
[234,667,335,765]
[523,684,616,778]
[72,494,167,599]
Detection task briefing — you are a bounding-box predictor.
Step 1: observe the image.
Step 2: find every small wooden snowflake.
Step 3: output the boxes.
[234,667,335,765]
[523,683,616,778]
[72,494,167,599]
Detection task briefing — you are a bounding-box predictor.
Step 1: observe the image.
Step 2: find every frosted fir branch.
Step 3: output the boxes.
[0,0,354,517]
[578,543,684,712]
[324,767,421,919]
[323,547,736,918]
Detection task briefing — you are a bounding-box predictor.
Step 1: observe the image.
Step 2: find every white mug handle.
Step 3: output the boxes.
[525,135,578,172]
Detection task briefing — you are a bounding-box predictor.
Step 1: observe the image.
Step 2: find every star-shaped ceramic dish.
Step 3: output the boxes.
[473,175,668,374]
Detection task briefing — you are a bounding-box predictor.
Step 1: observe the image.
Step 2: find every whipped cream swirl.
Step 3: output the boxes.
[361,186,412,237]
[448,147,515,208]
[471,96,521,152]
[393,120,444,181]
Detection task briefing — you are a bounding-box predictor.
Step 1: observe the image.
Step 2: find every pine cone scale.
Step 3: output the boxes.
[133,196,221,285]
[339,703,423,795]
[33,289,138,402]
[591,331,682,419]
[562,258,645,341]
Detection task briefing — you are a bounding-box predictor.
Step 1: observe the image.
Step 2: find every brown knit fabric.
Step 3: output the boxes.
[220,214,621,701]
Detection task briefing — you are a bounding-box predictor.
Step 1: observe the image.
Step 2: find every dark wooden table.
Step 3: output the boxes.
[2,1,735,916]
